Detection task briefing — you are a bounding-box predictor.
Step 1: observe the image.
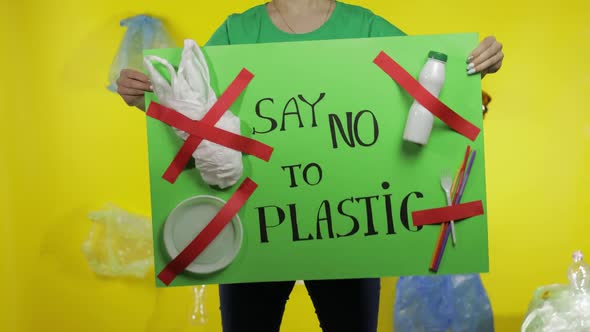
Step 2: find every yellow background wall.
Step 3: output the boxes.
[1,0,588,331]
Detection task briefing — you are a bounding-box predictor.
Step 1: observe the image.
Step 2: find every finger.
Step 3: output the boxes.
[468,43,502,75]
[471,41,502,67]
[467,36,496,63]
[117,85,147,96]
[121,69,151,83]
[485,58,503,75]
[472,51,504,76]
[117,77,152,91]
[119,93,140,105]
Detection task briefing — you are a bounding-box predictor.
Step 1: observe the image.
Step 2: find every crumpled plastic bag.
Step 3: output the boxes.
[146,285,209,332]
[81,204,153,278]
[521,251,590,332]
[107,14,176,92]
[144,39,243,189]
[394,274,494,332]
[190,285,208,325]
[521,285,590,332]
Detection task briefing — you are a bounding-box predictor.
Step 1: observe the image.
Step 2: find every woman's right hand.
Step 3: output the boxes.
[116,69,153,111]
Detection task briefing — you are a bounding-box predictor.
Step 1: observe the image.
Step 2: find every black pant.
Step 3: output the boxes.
[219,278,380,332]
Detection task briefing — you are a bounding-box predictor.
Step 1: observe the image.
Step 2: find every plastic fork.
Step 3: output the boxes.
[441,171,457,245]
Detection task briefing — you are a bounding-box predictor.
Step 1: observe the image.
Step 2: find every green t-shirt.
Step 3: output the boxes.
[206,1,406,46]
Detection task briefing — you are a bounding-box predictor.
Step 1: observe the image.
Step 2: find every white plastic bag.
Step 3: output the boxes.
[521,251,590,332]
[144,39,243,189]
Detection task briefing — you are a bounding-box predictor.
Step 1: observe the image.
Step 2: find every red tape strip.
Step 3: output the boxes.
[162,68,255,183]
[147,102,273,162]
[412,200,484,227]
[158,178,258,285]
[373,51,481,141]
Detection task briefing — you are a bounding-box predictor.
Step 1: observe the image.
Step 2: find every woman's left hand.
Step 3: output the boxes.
[467,36,504,77]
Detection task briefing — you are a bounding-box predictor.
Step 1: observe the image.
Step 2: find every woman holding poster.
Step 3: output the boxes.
[116,1,503,331]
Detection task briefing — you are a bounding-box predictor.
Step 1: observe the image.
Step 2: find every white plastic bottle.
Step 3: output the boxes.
[568,250,590,294]
[403,51,448,145]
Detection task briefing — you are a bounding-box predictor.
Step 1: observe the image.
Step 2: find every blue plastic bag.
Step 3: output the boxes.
[394,274,494,332]
[107,15,176,92]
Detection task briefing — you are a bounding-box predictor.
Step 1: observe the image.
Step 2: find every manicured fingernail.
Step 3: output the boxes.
[466,55,473,63]
[467,63,475,70]
[467,68,477,75]
[149,85,154,90]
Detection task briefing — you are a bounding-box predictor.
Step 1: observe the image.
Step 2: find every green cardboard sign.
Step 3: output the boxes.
[145,33,488,287]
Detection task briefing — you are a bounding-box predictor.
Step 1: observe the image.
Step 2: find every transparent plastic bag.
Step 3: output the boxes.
[190,285,208,325]
[394,274,494,332]
[107,14,176,92]
[521,250,590,332]
[81,203,153,278]
[146,285,208,332]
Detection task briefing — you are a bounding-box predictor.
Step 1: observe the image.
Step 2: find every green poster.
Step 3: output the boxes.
[144,33,488,287]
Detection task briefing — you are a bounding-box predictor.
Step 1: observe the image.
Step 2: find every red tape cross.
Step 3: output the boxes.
[158,178,258,285]
[412,200,484,227]
[373,52,481,141]
[147,102,273,162]
[161,68,255,184]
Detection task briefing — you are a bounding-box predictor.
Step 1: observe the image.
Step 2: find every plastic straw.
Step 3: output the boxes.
[433,149,477,271]
[457,150,477,204]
